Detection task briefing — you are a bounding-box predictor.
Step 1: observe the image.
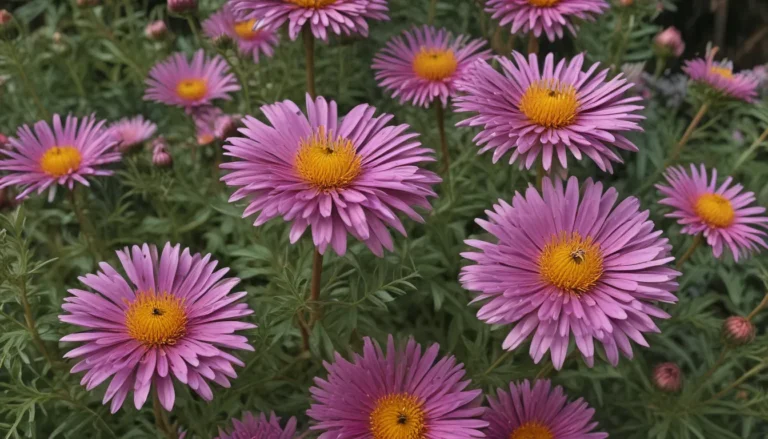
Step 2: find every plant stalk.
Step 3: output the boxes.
[675,234,702,270]
[527,32,539,54]
[153,391,177,439]
[732,126,768,172]
[303,25,316,98]
[483,350,512,375]
[669,102,711,162]
[435,100,450,175]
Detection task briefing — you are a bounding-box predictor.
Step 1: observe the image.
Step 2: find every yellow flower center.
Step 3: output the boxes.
[509,421,555,439]
[369,393,426,439]
[519,79,579,129]
[539,232,603,295]
[286,0,337,8]
[176,78,208,101]
[295,127,361,191]
[125,291,187,347]
[527,0,561,6]
[40,146,82,177]
[412,48,458,81]
[709,66,734,80]
[694,193,735,228]
[233,19,261,40]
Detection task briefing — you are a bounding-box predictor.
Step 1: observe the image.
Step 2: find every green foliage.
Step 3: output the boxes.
[0,0,767,437]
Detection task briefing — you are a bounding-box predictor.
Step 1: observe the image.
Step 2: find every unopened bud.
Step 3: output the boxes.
[723,316,755,345]
[0,9,15,38]
[145,21,168,41]
[151,137,173,168]
[654,27,685,58]
[652,362,681,392]
[0,133,8,148]
[619,0,633,6]
[0,10,12,26]
[212,34,234,51]
[168,0,197,15]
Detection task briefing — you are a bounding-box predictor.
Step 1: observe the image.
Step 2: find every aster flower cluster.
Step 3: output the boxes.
[3,0,768,436]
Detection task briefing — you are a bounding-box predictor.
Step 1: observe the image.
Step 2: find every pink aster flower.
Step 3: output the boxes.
[683,47,758,102]
[372,25,490,108]
[485,0,608,42]
[656,164,768,261]
[455,52,645,173]
[202,3,279,63]
[307,335,488,438]
[221,94,441,257]
[59,243,256,413]
[190,106,224,145]
[145,49,240,109]
[108,115,158,152]
[460,177,680,369]
[216,412,297,439]
[485,380,607,439]
[0,114,120,200]
[231,0,388,41]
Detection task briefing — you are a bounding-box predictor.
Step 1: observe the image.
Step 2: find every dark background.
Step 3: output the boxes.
[660,0,768,67]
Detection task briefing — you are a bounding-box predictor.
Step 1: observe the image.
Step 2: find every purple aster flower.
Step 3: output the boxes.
[307,335,488,438]
[145,49,240,109]
[485,380,607,439]
[190,106,224,145]
[460,177,680,369]
[59,243,256,413]
[215,412,298,439]
[683,47,758,102]
[108,115,158,152]
[202,3,279,63]
[455,52,645,173]
[0,114,120,201]
[485,0,608,42]
[231,0,388,41]
[656,164,768,261]
[371,25,490,108]
[221,94,441,257]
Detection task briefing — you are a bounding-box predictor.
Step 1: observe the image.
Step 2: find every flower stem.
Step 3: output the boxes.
[428,0,437,24]
[435,100,450,175]
[302,25,316,99]
[653,55,667,79]
[732,126,768,172]
[221,50,252,114]
[675,234,702,270]
[483,350,512,375]
[746,291,768,321]
[669,101,711,162]
[185,16,202,47]
[534,361,554,380]
[18,273,56,369]
[704,360,768,404]
[69,187,103,262]
[536,159,545,190]
[310,248,323,318]
[527,32,539,55]
[6,42,49,120]
[152,391,177,439]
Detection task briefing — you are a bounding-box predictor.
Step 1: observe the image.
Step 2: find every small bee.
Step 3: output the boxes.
[397,413,408,424]
[152,308,164,316]
[570,249,586,264]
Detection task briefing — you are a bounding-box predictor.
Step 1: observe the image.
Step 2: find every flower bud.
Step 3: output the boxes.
[152,137,173,168]
[654,27,685,58]
[0,133,8,148]
[652,362,681,392]
[168,0,197,15]
[145,21,168,41]
[0,10,12,26]
[619,0,633,6]
[0,9,15,38]
[212,34,235,51]
[214,114,241,140]
[723,316,755,345]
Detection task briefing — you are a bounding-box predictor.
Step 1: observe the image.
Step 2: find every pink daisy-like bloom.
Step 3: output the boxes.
[231,0,388,41]
[485,380,607,439]
[656,164,768,261]
[307,335,488,438]
[460,177,680,369]
[216,412,297,439]
[221,94,441,257]
[59,243,256,413]
[144,49,240,109]
[0,114,120,200]
[486,0,608,42]
[455,52,644,173]
[202,3,279,63]
[190,106,224,145]
[683,47,758,102]
[108,115,158,152]
[372,25,490,108]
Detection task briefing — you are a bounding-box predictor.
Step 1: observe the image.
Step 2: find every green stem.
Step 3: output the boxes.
[153,391,177,439]
[527,32,538,55]
[221,50,252,114]
[653,55,667,79]
[534,361,554,380]
[669,101,711,162]
[302,25,316,98]
[64,59,86,100]
[309,248,323,324]
[746,291,768,321]
[675,234,702,270]
[732,126,768,172]
[484,350,512,375]
[69,187,103,262]
[435,100,450,175]
[536,159,546,190]
[704,361,768,404]
[18,273,57,369]
[428,0,437,24]
[185,16,202,47]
